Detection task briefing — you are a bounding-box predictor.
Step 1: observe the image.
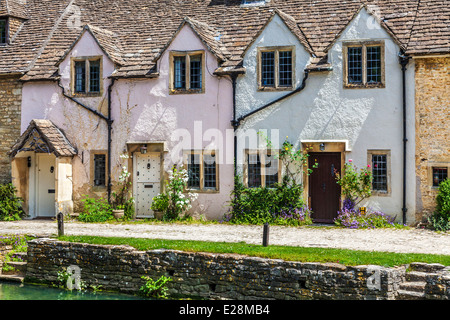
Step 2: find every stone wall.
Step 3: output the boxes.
[415,56,450,221]
[25,239,410,300]
[0,75,22,184]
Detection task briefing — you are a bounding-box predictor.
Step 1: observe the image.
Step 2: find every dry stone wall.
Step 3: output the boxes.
[25,239,413,300]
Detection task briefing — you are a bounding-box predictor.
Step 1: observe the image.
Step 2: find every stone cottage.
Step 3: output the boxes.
[0,0,448,223]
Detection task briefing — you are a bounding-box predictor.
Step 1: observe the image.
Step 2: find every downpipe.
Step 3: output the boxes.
[57,78,115,203]
[399,53,411,225]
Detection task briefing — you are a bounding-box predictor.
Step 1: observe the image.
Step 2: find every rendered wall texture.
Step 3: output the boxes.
[0,75,22,184]
[415,56,450,221]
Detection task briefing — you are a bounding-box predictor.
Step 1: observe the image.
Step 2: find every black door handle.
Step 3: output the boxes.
[321,183,326,191]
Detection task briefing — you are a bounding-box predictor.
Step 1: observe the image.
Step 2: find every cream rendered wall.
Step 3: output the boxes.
[236,10,416,223]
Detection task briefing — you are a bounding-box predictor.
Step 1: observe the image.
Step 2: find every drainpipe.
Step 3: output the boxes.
[234,69,310,127]
[399,53,411,225]
[57,77,115,203]
[230,74,238,176]
[107,78,116,202]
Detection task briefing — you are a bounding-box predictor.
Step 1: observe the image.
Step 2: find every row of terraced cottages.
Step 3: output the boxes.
[0,0,449,225]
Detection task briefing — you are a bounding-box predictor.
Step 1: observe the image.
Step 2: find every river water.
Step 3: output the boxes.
[0,281,145,300]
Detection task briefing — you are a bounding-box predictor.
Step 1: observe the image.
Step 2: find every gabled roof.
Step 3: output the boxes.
[0,0,448,80]
[10,119,77,158]
[240,9,315,58]
[55,24,125,67]
[151,16,232,71]
[323,4,406,53]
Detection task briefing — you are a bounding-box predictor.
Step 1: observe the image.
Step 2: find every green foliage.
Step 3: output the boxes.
[111,154,134,220]
[226,134,316,226]
[428,179,450,231]
[56,267,87,291]
[225,176,312,226]
[152,167,198,221]
[78,196,113,222]
[0,183,25,221]
[140,275,172,299]
[151,193,169,212]
[335,161,373,206]
[0,234,29,273]
[259,133,317,185]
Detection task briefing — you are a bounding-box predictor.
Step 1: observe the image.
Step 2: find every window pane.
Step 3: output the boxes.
[263,153,278,188]
[174,56,186,89]
[75,61,86,93]
[367,46,381,83]
[89,60,100,93]
[94,154,106,186]
[278,51,292,87]
[261,51,275,87]
[248,154,261,188]
[433,167,448,187]
[372,154,387,192]
[187,153,200,189]
[347,47,362,84]
[0,20,6,44]
[190,54,202,90]
[203,153,216,189]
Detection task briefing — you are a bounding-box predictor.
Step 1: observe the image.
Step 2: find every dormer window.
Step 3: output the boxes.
[257,46,295,91]
[0,19,7,44]
[71,56,102,96]
[169,50,205,94]
[343,41,385,88]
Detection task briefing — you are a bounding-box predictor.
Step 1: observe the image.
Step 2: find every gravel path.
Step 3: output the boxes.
[0,220,449,255]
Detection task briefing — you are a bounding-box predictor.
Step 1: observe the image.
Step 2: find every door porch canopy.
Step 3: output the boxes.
[9,119,77,159]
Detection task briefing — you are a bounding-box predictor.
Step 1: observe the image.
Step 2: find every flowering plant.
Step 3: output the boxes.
[153,167,198,221]
[335,160,372,207]
[111,154,134,219]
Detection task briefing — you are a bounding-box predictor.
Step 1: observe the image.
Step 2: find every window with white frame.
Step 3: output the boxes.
[343,41,385,88]
[185,150,218,191]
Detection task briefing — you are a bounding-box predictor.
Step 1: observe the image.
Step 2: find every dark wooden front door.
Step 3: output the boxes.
[308,152,341,223]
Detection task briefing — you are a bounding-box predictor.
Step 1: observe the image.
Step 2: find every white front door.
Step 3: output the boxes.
[37,154,56,217]
[134,152,161,218]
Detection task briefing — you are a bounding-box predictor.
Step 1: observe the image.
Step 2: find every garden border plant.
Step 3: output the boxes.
[428,178,450,231]
[0,183,25,221]
[333,160,406,229]
[225,134,316,226]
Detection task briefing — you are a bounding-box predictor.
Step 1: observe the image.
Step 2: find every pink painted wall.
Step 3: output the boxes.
[111,25,234,219]
[21,25,234,220]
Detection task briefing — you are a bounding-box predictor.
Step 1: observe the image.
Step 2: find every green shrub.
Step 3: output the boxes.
[78,196,113,222]
[140,275,172,299]
[428,179,450,231]
[0,183,25,221]
[1,234,29,273]
[224,176,312,226]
